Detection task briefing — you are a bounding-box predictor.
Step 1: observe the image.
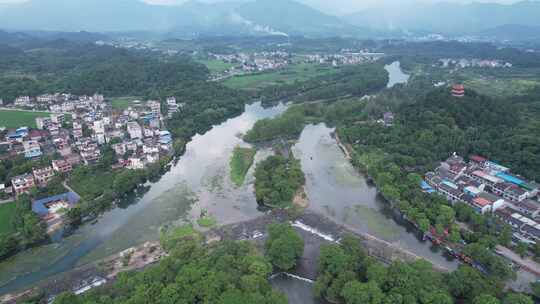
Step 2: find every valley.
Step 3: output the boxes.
[0,6,539,302]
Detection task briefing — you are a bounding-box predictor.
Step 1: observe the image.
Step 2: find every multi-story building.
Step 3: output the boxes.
[11,173,36,195]
[33,166,54,185]
[80,143,101,165]
[50,113,65,125]
[127,157,145,170]
[148,100,161,119]
[37,94,55,103]
[23,140,42,158]
[167,97,178,119]
[36,117,52,130]
[112,143,127,156]
[52,159,73,173]
[15,96,31,106]
[127,122,143,139]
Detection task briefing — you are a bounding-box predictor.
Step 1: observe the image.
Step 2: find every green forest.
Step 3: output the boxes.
[314,235,532,304]
[254,155,305,208]
[244,106,306,143]
[50,239,288,304]
[0,42,208,101]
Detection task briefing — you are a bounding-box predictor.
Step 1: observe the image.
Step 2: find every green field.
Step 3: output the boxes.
[198,59,235,73]
[0,202,16,235]
[464,78,540,97]
[230,146,256,187]
[223,63,338,90]
[110,97,143,110]
[0,110,53,129]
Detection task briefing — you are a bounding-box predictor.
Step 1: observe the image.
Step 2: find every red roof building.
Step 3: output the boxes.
[470,155,487,167]
[452,84,465,98]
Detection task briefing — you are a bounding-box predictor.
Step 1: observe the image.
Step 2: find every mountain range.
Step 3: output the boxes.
[0,0,539,38]
[0,0,364,37]
[344,1,540,35]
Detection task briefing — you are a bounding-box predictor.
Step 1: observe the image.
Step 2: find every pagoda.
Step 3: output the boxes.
[451,84,465,98]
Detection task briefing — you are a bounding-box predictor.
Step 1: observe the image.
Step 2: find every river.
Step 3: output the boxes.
[0,61,455,301]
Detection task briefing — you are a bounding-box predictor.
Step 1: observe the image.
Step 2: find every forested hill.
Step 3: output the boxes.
[0,42,209,101]
[351,86,540,181]
[401,89,520,130]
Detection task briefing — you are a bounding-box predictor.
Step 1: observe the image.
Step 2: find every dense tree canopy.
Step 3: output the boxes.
[265,223,304,271]
[244,107,306,143]
[52,240,287,304]
[254,155,305,208]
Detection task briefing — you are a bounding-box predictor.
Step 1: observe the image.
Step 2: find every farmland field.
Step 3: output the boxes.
[223,63,338,90]
[198,59,235,73]
[0,109,53,129]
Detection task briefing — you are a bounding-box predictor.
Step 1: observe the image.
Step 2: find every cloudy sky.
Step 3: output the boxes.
[0,0,524,15]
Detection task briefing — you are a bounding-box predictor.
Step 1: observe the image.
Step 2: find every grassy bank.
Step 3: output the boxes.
[0,202,16,235]
[0,110,53,129]
[229,146,256,187]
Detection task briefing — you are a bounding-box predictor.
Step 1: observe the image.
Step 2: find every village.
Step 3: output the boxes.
[0,93,181,231]
[424,153,540,274]
[435,58,513,69]
[208,49,383,80]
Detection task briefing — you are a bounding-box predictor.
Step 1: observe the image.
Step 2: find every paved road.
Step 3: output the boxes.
[496,245,540,276]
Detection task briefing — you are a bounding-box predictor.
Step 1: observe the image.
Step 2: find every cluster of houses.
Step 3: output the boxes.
[13,93,105,113]
[424,154,540,245]
[435,58,513,69]
[1,94,183,226]
[211,51,290,72]
[303,50,383,66]
[0,94,184,227]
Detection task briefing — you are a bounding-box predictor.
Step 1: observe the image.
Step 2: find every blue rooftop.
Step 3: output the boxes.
[496,173,525,186]
[421,181,436,193]
[442,180,458,190]
[32,192,81,217]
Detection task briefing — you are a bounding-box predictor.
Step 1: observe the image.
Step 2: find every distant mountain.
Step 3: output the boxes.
[0,0,366,37]
[343,0,540,35]
[475,24,540,41]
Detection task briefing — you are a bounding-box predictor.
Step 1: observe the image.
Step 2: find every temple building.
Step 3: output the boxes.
[451,84,465,98]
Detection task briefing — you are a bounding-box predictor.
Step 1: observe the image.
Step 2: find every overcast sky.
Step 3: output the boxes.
[0,0,525,15]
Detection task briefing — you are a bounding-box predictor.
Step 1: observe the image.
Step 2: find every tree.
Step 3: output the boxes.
[65,206,83,226]
[53,292,82,304]
[342,281,384,304]
[447,266,495,301]
[503,293,533,304]
[516,242,528,258]
[265,223,304,271]
[473,294,500,304]
[366,263,387,285]
[499,226,513,247]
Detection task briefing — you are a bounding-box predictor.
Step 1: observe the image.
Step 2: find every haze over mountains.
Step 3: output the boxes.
[0,0,539,38]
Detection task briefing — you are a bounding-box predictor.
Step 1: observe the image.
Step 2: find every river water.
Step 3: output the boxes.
[0,61,455,300]
[385,61,410,88]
